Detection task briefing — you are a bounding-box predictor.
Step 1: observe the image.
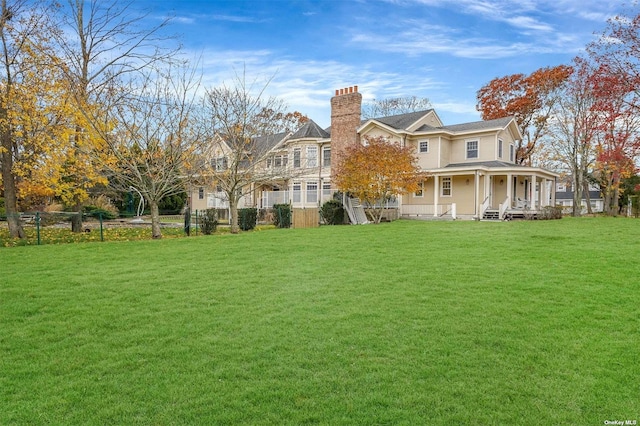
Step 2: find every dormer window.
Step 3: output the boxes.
[466,140,478,159]
[215,156,228,171]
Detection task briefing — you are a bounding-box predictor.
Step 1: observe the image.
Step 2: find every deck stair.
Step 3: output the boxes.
[482,209,501,221]
[345,197,369,224]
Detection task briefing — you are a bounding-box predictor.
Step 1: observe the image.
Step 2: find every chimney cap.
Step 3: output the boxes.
[334,85,359,96]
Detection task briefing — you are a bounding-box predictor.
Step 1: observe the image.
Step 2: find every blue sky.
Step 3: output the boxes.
[136,0,626,128]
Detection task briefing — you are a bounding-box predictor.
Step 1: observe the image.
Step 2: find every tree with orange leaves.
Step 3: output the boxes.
[334,136,425,223]
[476,65,573,165]
[586,8,640,214]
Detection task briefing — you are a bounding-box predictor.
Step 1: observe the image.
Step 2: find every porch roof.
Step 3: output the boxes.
[431,160,559,178]
[445,160,522,168]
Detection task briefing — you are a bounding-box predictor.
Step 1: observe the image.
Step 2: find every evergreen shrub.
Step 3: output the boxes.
[238,208,257,231]
[272,204,291,228]
[320,199,345,225]
[201,208,218,235]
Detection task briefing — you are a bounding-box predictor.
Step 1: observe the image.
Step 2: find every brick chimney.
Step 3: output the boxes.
[330,85,362,182]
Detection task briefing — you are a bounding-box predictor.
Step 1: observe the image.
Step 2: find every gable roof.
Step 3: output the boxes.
[439,116,515,132]
[371,109,434,130]
[290,119,330,139]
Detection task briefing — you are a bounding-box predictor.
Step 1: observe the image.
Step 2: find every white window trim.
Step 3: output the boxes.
[306,181,318,204]
[441,177,452,197]
[509,144,515,162]
[306,146,318,168]
[498,139,503,159]
[322,146,331,167]
[466,139,479,160]
[419,139,429,154]
[293,148,301,168]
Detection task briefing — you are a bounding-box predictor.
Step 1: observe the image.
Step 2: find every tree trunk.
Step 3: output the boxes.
[1,130,25,239]
[583,179,593,215]
[229,197,239,234]
[612,186,620,217]
[71,202,83,233]
[150,200,162,239]
[572,172,583,217]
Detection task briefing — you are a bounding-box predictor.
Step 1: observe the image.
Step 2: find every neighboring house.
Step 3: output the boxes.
[555,179,604,214]
[190,85,559,221]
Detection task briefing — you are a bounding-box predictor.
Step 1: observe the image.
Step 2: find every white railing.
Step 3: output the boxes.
[480,196,490,217]
[261,189,335,208]
[262,191,290,208]
[401,204,452,216]
[362,197,399,209]
[499,196,510,219]
[207,192,229,209]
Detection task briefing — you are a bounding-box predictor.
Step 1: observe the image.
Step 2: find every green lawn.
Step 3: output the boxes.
[1,218,638,424]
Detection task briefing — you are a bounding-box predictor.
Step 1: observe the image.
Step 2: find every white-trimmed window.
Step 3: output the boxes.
[498,139,503,158]
[322,182,332,200]
[509,144,515,162]
[292,182,301,203]
[414,181,424,197]
[215,156,228,171]
[419,140,429,153]
[441,177,452,197]
[323,146,331,167]
[306,181,318,203]
[307,146,318,167]
[466,140,478,159]
[556,182,567,192]
[198,187,204,200]
[293,148,301,168]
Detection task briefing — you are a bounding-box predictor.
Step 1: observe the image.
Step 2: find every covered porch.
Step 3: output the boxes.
[400,163,559,221]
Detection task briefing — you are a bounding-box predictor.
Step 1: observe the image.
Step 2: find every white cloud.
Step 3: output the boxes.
[185,48,448,127]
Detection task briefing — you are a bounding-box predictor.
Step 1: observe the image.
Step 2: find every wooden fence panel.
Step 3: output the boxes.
[292,208,319,229]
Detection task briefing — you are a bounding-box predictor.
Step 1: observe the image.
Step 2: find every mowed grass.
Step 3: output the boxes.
[1,218,638,424]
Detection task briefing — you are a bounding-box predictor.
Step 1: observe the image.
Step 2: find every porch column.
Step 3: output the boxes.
[506,173,513,207]
[540,178,548,207]
[484,173,490,207]
[474,170,480,219]
[433,175,439,217]
[531,175,537,209]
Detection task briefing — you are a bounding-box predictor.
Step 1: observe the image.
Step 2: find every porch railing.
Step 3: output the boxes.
[499,196,510,219]
[261,190,334,208]
[401,204,452,217]
[480,196,490,217]
[261,191,290,208]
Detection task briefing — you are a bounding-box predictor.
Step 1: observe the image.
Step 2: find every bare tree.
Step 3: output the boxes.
[362,96,432,119]
[0,0,58,238]
[90,64,202,239]
[52,0,179,232]
[545,59,598,216]
[200,72,296,234]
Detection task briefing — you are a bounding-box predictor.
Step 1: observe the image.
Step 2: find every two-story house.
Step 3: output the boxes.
[190,85,559,222]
